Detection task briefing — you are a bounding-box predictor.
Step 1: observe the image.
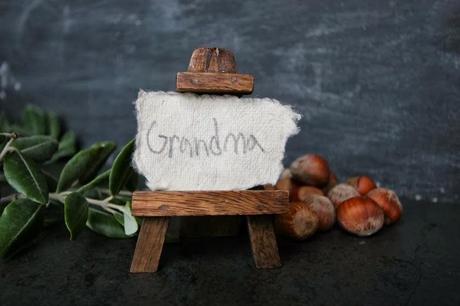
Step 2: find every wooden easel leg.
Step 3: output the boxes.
[246,215,281,269]
[130,217,169,273]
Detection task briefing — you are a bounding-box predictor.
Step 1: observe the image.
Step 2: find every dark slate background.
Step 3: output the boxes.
[0,0,459,202]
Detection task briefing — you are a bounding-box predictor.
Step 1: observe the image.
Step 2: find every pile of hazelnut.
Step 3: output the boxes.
[269,154,403,239]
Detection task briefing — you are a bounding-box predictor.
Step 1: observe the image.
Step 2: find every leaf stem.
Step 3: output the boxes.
[0,193,22,204]
[49,192,125,215]
[97,188,133,197]
[106,203,126,212]
[0,137,15,161]
[49,192,65,203]
[0,132,17,138]
[85,198,119,214]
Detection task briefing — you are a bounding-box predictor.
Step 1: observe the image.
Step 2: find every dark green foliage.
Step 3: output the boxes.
[64,192,88,240]
[0,105,139,258]
[0,199,43,257]
[3,150,49,204]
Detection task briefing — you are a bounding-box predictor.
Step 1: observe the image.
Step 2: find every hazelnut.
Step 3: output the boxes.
[367,188,403,225]
[327,183,360,208]
[346,176,377,195]
[323,171,338,194]
[275,202,319,240]
[337,197,384,236]
[302,195,336,231]
[289,154,330,187]
[279,168,293,180]
[275,169,300,201]
[297,186,324,201]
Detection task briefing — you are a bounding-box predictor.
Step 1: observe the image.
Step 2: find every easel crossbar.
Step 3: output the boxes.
[131,190,289,217]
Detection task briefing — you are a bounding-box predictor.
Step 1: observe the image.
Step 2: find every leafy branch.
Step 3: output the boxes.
[0,105,139,258]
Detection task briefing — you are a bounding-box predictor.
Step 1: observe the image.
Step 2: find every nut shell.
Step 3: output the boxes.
[346,176,377,195]
[337,197,384,236]
[297,186,324,201]
[289,154,330,187]
[275,169,300,201]
[279,168,293,180]
[323,172,338,194]
[367,188,403,224]
[275,202,319,240]
[327,183,360,208]
[302,195,336,231]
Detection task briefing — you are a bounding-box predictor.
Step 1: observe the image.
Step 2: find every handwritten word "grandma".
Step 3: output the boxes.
[146,118,265,158]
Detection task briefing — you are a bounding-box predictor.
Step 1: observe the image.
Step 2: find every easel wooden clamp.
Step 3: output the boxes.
[130,48,289,273]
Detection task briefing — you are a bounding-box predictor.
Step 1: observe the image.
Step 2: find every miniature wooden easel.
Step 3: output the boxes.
[130,48,289,273]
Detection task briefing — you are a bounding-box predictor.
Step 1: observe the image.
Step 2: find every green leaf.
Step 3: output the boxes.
[56,141,115,192]
[47,112,60,139]
[42,170,58,192]
[86,208,131,238]
[125,170,138,191]
[51,131,77,161]
[80,142,116,184]
[22,105,47,135]
[40,159,65,182]
[109,139,135,195]
[0,198,43,257]
[3,150,48,204]
[113,213,124,226]
[12,135,58,162]
[122,201,138,235]
[77,169,110,194]
[64,192,88,240]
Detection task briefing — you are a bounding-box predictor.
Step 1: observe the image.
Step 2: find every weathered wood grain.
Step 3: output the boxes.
[130,217,169,273]
[188,48,236,73]
[247,215,281,269]
[176,47,253,94]
[131,190,288,217]
[176,72,254,94]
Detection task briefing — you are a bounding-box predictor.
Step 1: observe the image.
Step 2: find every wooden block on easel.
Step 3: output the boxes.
[176,48,254,94]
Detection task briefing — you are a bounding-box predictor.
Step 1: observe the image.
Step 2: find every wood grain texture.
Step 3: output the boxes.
[130,217,169,273]
[131,190,289,216]
[247,215,281,269]
[188,48,236,73]
[176,72,254,94]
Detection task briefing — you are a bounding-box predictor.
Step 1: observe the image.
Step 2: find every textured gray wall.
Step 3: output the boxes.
[0,0,459,202]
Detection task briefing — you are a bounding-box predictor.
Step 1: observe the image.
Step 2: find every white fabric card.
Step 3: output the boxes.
[133,91,300,191]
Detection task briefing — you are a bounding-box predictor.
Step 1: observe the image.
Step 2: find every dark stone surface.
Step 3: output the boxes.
[1,199,459,306]
[0,0,459,202]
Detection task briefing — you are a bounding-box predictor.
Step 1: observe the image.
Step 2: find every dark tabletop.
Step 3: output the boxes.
[0,199,459,306]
